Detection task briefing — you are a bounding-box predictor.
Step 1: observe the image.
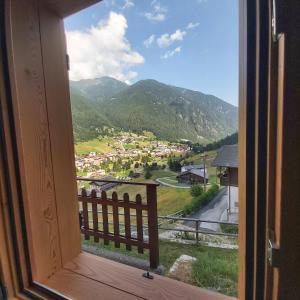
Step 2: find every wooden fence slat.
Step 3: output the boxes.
[124,193,132,251]
[101,191,109,245]
[78,197,148,210]
[146,185,159,269]
[135,194,144,254]
[112,192,120,248]
[77,182,159,267]
[80,229,149,248]
[81,188,90,240]
[91,190,99,243]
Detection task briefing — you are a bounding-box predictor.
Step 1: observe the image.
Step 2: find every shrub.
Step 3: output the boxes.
[190,185,204,197]
[145,169,152,179]
[220,223,238,234]
[182,184,219,216]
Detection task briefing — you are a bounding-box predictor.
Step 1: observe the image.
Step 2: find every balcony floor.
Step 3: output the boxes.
[44,252,235,300]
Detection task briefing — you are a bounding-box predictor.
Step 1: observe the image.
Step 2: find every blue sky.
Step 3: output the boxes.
[64,0,238,106]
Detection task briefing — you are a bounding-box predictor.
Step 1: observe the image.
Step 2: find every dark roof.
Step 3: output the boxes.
[182,164,204,171]
[211,144,238,168]
[177,168,209,179]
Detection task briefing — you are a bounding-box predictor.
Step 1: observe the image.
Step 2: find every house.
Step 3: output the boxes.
[177,168,209,184]
[212,144,238,187]
[212,144,238,214]
[181,164,204,173]
[89,176,120,192]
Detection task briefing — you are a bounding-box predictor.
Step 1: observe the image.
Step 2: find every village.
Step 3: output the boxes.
[75,130,189,179]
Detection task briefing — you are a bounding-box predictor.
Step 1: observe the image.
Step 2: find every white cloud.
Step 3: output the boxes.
[122,0,134,9]
[66,12,144,82]
[162,46,182,59]
[157,29,186,48]
[186,22,200,30]
[144,34,156,48]
[144,1,167,22]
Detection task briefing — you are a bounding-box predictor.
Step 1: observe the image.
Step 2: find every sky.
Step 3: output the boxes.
[64,0,238,106]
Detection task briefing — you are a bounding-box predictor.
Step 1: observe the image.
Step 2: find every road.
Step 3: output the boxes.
[155,177,191,189]
[184,188,229,231]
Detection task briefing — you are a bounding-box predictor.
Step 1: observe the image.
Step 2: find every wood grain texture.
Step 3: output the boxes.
[38,2,82,266]
[7,0,62,281]
[63,253,235,300]
[45,268,142,300]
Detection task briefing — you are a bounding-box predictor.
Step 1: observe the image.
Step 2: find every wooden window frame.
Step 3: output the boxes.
[1,0,299,299]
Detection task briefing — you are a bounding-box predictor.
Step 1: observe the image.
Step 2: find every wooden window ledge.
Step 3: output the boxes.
[41,252,235,300]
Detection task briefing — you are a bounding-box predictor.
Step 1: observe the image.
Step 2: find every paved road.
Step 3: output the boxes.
[184,188,229,231]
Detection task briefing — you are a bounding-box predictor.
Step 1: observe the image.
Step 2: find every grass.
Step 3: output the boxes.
[82,238,238,297]
[106,184,193,216]
[157,187,193,215]
[147,169,177,179]
[221,223,239,234]
[75,138,115,155]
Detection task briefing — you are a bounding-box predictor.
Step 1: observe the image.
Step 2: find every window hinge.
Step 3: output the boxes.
[0,280,7,300]
[268,230,280,268]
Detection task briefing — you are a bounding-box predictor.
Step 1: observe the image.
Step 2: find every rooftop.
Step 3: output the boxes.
[212,144,238,168]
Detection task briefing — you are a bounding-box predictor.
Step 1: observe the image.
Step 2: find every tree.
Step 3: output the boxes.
[145,169,152,179]
[168,158,181,172]
[190,185,204,197]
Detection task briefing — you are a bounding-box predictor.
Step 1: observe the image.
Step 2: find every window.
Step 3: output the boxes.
[0,0,300,299]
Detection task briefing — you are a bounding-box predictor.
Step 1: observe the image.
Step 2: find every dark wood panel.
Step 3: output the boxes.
[123,193,132,251]
[112,192,120,248]
[274,2,300,294]
[135,194,143,254]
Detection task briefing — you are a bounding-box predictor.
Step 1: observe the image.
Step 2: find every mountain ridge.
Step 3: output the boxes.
[70,77,238,143]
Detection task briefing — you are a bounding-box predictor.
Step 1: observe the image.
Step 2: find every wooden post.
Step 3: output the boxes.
[202,154,208,192]
[146,185,159,269]
[136,194,144,254]
[91,190,99,243]
[124,193,132,251]
[101,191,109,245]
[195,220,199,244]
[112,192,120,248]
[81,188,90,240]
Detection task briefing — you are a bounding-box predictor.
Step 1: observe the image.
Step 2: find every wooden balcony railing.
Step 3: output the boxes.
[77,177,160,269]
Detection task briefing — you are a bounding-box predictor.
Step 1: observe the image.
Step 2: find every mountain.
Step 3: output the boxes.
[70,89,113,141]
[70,77,238,143]
[70,77,128,103]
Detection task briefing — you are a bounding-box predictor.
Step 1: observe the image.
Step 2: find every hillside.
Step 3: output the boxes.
[100,80,237,143]
[70,89,112,141]
[70,77,238,143]
[70,77,128,103]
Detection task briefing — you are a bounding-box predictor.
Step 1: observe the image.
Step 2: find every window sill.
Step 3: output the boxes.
[41,252,235,300]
